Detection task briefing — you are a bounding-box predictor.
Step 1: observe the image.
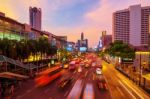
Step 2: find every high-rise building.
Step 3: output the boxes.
[113,4,150,47]
[81,32,84,40]
[29,7,41,30]
[76,33,88,51]
[101,31,112,48]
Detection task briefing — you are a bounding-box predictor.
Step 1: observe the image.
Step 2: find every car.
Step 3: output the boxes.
[91,62,96,67]
[96,68,102,75]
[85,64,90,68]
[58,76,72,88]
[80,62,84,66]
[99,65,103,69]
[83,84,95,99]
[97,77,108,90]
[77,66,82,72]
[63,64,69,69]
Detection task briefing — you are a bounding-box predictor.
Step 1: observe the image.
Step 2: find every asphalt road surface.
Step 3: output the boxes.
[10,53,149,99]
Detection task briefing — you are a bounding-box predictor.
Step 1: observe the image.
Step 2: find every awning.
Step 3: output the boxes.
[142,74,150,81]
[0,72,29,80]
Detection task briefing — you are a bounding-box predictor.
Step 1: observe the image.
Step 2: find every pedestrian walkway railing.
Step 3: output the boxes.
[0,55,39,70]
[0,55,42,78]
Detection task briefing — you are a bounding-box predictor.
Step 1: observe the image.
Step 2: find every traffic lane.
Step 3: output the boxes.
[80,67,111,99]
[13,74,64,99]
[12,68,74,99]
[92,68,112,99]
[101,59,149,99]
[94,79,112,99]
[37,68,84,99]
[64,66,90,96]
[109,63,150,99]
[12,62,92,99]
[14,67,88,99]
[100,60,133,99]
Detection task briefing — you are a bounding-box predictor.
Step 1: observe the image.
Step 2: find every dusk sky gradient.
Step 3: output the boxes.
[0,0,150,47]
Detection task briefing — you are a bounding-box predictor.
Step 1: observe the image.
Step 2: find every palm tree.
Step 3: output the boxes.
[38,37,49,62]
[0,38,10,56]
[7,40,18,59]
[17,39,31,62]
[27,39,39,62]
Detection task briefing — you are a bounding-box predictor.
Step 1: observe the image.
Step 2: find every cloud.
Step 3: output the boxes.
[1,0,150,47]
[84,0,149,33]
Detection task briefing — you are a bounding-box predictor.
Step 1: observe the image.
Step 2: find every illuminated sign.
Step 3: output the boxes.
[122,58,133,63]
[0,32,24,40]
[66,47,73,51]
[79,47,87,52]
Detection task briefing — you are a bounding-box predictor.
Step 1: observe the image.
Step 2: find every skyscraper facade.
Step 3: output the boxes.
[113,4,150,47]
[76,33,88,51]
[29,7,42,30]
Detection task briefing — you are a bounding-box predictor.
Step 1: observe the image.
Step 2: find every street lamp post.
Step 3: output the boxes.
[139,53,142,86]
[149,52,150,71]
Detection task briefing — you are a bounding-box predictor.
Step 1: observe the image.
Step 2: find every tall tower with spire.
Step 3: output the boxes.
[81,32,84,40]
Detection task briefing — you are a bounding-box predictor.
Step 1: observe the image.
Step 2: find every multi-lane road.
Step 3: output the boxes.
[11,53,149,99]
[101,57,150,99]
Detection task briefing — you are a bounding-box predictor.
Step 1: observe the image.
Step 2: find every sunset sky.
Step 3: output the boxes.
[0,0,150,47]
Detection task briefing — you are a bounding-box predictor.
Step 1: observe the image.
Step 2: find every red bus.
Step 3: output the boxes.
[35,66,62,87]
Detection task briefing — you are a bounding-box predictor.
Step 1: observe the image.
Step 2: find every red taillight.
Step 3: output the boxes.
[103,83,108,90]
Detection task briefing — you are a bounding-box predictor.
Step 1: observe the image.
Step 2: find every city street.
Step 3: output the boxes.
[9,53,150,99]
[11,54,112,99]
[1,1,150,99]
[100,58,150,99]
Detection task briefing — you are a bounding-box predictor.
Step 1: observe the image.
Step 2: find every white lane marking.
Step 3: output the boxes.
[119,81,136,99]
[64,90,69,97]
[16,95,23,99]
[85,71,88,77]
[123,80,144,99]
[117,71,145,99]
[116,87,124,97]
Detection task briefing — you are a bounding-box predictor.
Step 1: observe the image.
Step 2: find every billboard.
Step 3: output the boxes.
[79,47,87,52]
[66,47,73,51]
[66,43,74,51]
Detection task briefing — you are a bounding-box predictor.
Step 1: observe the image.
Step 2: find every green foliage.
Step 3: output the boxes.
[105,40,135,59]
[0,37,58,61]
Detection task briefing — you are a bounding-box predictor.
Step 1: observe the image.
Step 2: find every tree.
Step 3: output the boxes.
[0,37,59,64]
[47,45,57,56]
[105,40,135,59]
[27,39,39,62]
[0,38,10,56]
[17,39,31,61]
[38,37,50,61]
[7,40,18,59]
